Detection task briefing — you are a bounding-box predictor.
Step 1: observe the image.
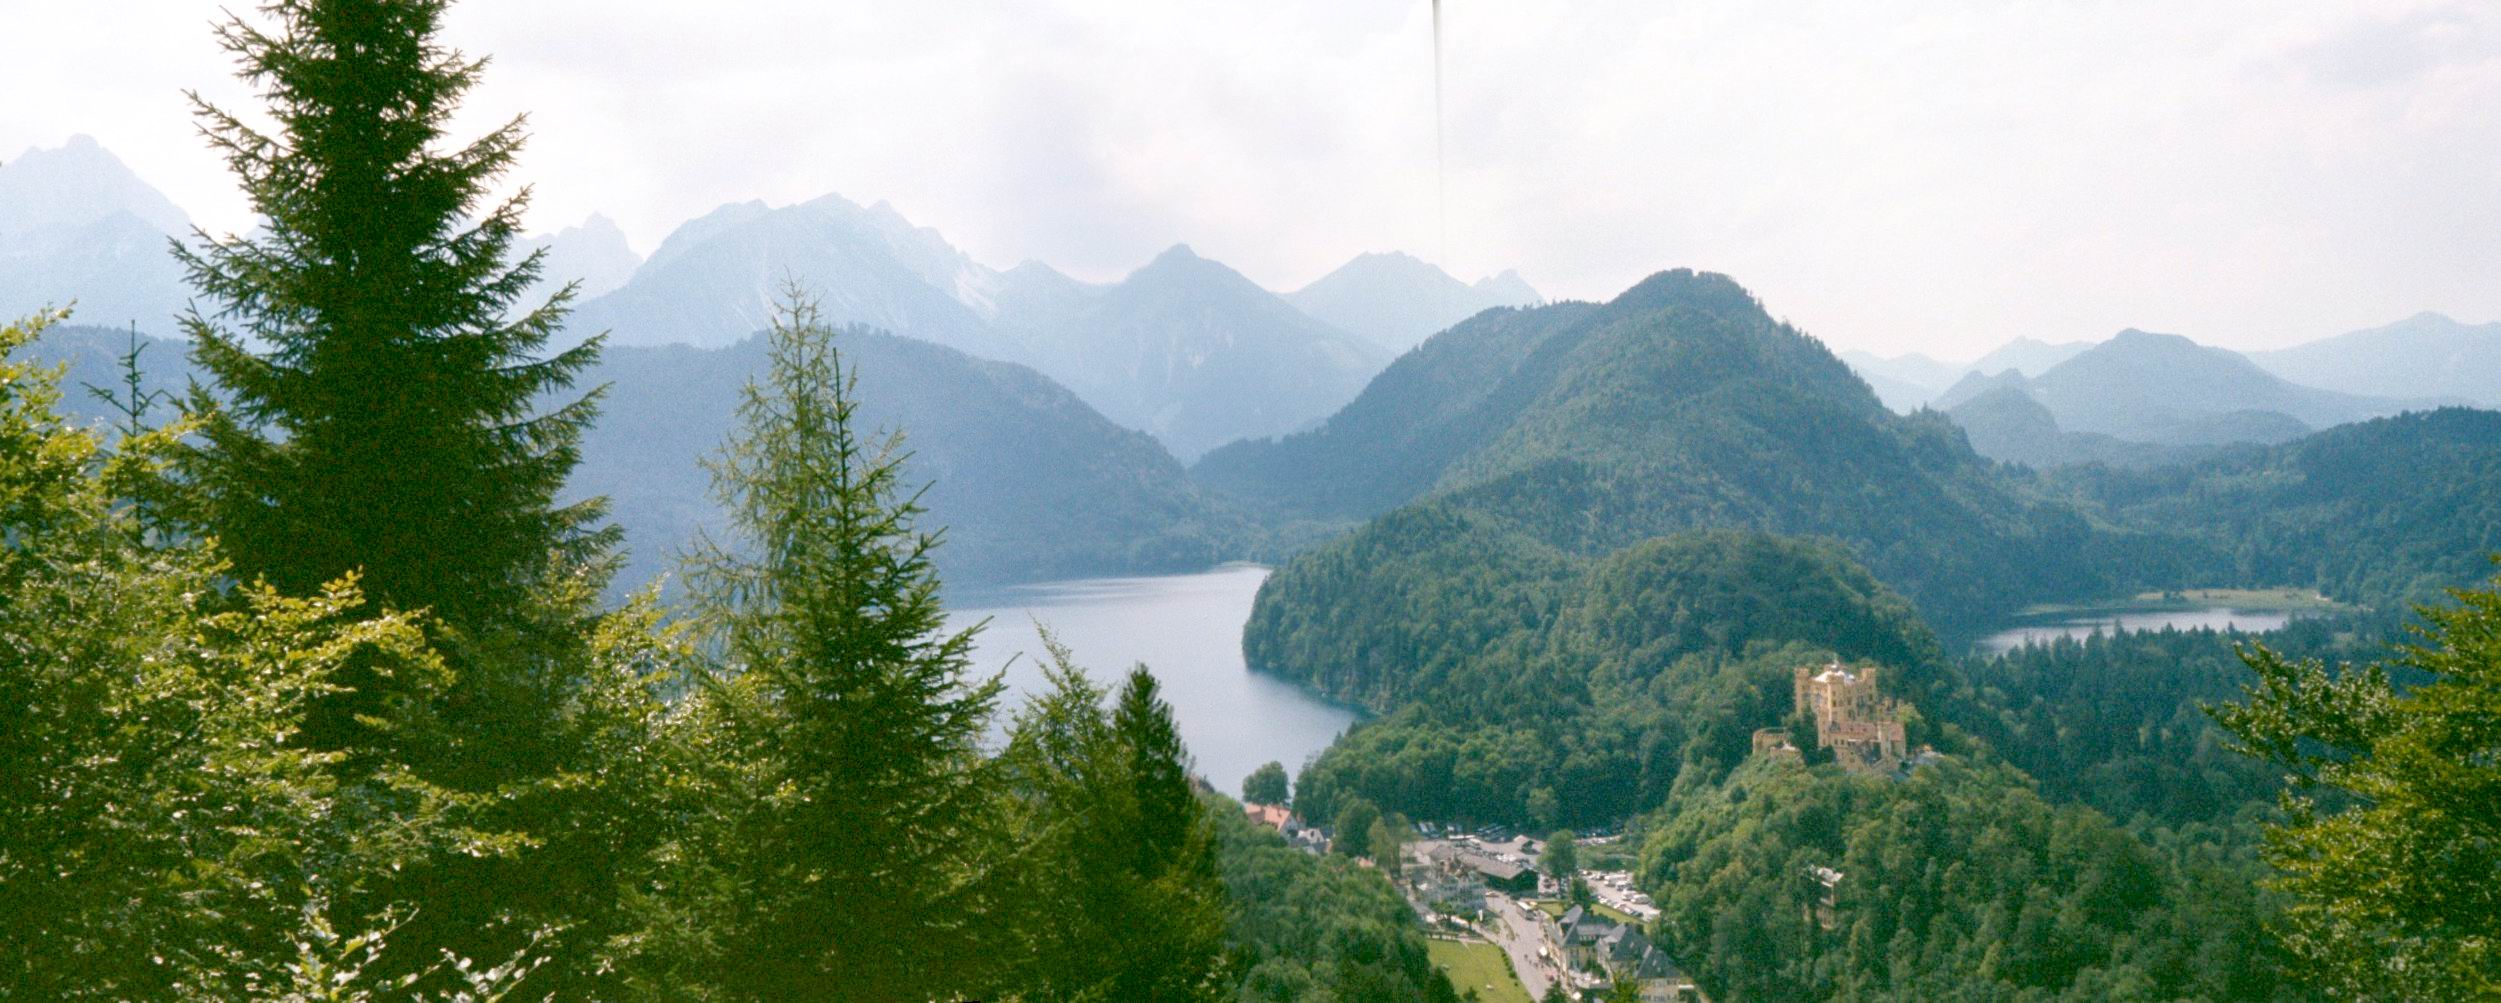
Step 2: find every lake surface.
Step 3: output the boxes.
[1974,607,2307,657]
[952,563,1358,792]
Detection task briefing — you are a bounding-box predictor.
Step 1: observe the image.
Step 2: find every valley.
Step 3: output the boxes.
[9,19,2501,992]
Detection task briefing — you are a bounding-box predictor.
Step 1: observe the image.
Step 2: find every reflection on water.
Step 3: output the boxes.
[951,563,1358,792]
[1975,607,2306,657]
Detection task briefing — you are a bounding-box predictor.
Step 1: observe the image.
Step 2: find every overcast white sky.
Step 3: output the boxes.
[5,0,2498,358]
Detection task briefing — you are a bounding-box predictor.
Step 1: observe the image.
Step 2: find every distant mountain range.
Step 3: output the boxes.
[988,245,1388,461]
[1929,328,2449,466]
[516,213,640,307]
[1841,338,2094,411]
[2247,311,2501,406]
[0,135,196,331]
[1284,251,1540,355]
[6,135,1529,461]
[27,323,1249,594]
[566,195,1020,362]
[1852,313,2501,425]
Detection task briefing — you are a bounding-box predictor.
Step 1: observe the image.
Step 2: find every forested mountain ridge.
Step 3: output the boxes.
[1213,269,2169,627]
[1275,530,1944,825]
[2043,407,2501,608]
[28,323,1251,592]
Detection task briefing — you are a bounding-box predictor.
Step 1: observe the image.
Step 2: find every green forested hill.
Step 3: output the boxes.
[2045,407,2501,609]
[1640,757,2293,1002]
[1278,530,1946,827]
[1216,269,2172,630]
[1269,527,2303,998]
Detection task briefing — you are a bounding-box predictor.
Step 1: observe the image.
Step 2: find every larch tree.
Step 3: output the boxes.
[667,288,1009,1000]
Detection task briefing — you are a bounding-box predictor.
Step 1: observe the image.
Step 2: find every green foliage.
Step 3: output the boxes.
[175,0,616,663]
[634,290,1008,999]
[0,310,514,999]
[1334,797,1385,860]
[1913,613,2404,829]
[1541,831,1579,893]
[2047,408,2501,611]
[2210,570,2501,999]
[159,3,667,985]
[1245,760,1292,805]
[1639,758,2292,1002]
[1276,531,1935,826]
[992,645,1230,1002]
[1214,805,1462,1003]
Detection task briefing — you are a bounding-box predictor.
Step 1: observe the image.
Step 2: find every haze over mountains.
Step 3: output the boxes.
[26,322,1247,594]
[1284,250,1541,355]
[1843,320,2499,468]
[2247,311,2501,406]
[0,135,196,332]
[987,245,1389,460]
[0,137,1549,462]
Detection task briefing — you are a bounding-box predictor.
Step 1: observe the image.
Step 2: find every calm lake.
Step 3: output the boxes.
[1974,607,2308,657]
[953,563,1358,792]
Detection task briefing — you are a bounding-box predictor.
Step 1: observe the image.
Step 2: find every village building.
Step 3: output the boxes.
[1793,662,1909,773]
[1542,905,1704,1002]
[1243,801,1294,832]
[1242,801,1331,855]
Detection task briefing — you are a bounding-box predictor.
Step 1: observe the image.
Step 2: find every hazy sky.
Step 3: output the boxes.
[5,0,2498,358]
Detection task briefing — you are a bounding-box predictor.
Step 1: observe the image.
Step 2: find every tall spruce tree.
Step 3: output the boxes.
[1108,667,1231,1001]
[666,288,1008,1000]
[174,0,614,778]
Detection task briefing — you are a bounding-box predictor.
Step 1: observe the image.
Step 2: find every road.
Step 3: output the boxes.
[1486,891,1559,1000]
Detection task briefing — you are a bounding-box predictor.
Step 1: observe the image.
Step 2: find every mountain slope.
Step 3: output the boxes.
[2250,311,2501,406]
[994,245,1386,461]
[1215,269,2156,626]
[1285,251,1540,354]
[1934,329,2434,447]
[2048,407,2501,607]
[0,136,194,331]
[28,324,1247,592]
[579,328,1249,590]
[1945,383,2214,469]
[1839,349,1961,411]
[517,213,641,306]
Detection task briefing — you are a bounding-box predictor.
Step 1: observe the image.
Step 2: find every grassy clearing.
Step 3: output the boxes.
[1427,938,1532,1003]
[2017,586,2349,617]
